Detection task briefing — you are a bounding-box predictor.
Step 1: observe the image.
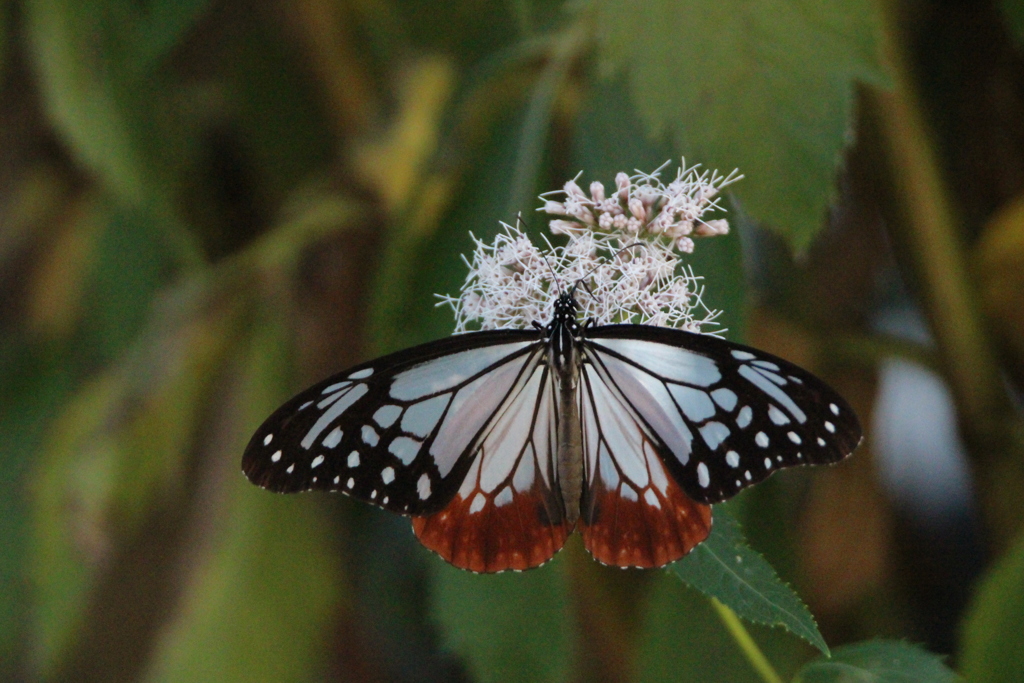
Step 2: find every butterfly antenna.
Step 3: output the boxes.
[543,254,563,297]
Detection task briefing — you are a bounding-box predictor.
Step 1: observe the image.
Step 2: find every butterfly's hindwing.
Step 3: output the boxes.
[584,326,862,505]
[242,331,542,515]
[413,356,573,572]
[577,359,713,567]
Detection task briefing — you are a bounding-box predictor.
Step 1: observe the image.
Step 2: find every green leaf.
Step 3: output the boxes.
[0,341,74,681]
[593,0,889,251]
[133,0,209,67]
[23,0,182,206]
[29,284,243,676]
[23,0,208,270]
[637,571,803,683]
[141,320,344,683]
[429,556,572,683]
[29,371,123,678]
[959,528,1024,683]
[670,507,828,655]
[796,640,960,683]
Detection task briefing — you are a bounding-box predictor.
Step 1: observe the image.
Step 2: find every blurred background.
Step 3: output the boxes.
[2,0,1024,681]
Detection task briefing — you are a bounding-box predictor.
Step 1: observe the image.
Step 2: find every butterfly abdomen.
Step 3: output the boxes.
[556,368,583,525]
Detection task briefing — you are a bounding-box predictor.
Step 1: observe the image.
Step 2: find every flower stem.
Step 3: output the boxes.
[710,598,784,683]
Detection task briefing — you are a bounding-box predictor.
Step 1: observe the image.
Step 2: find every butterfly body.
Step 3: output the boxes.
[243,291,861,572]
[549,292,584,526]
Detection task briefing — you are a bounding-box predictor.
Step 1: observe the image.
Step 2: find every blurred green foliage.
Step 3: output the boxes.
[959,528,1024,683]
[2,0,1024,681]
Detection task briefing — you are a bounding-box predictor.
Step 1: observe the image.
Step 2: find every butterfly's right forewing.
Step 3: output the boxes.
[242,332,540,516]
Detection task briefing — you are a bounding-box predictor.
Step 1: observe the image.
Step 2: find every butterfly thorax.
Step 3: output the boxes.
[547,292,584,525]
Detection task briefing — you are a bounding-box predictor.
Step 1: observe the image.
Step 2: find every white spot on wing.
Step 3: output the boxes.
[495,488,513,507]
[764,458,772,469]
[830,403,840,415]
[732,350,756,361]
[768,405,790,425]
[417,473,432,500]
[825,420,836,433]
[347,451,360,467]
[311,455,324,469]
[286,464,295,474]
[711,388,738,412]
[401,394,450,438]
[346,477,354,488]
[644,488,662,508]
[788,431,801,444]
[469,492,486,514]
[362,425,379,446]
[322,381,351,395]
[323,426,343,448]
[737,406,752,429]
[726,450,740,468]
[670,385,716,421]
[598,445,620,490]
[699,422,731,451]
[381,466,395,484]
[388,437,420,465]
[697,462,710,488]
[755,432,769,448]
[271,450,282,462]
[817,437,826,447]
[513,448,536,492]
[263,434,273,446]
[621,485,639,502]
[373,405,402,428]
[350,368,374,379]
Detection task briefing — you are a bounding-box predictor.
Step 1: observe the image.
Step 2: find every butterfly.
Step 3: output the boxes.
[242,289,861,572]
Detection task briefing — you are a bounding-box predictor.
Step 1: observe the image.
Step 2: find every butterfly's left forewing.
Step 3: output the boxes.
[242,332,542,516]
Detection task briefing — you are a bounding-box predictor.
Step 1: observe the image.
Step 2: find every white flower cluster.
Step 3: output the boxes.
[543,161,741,253]
[440,161,740,334]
